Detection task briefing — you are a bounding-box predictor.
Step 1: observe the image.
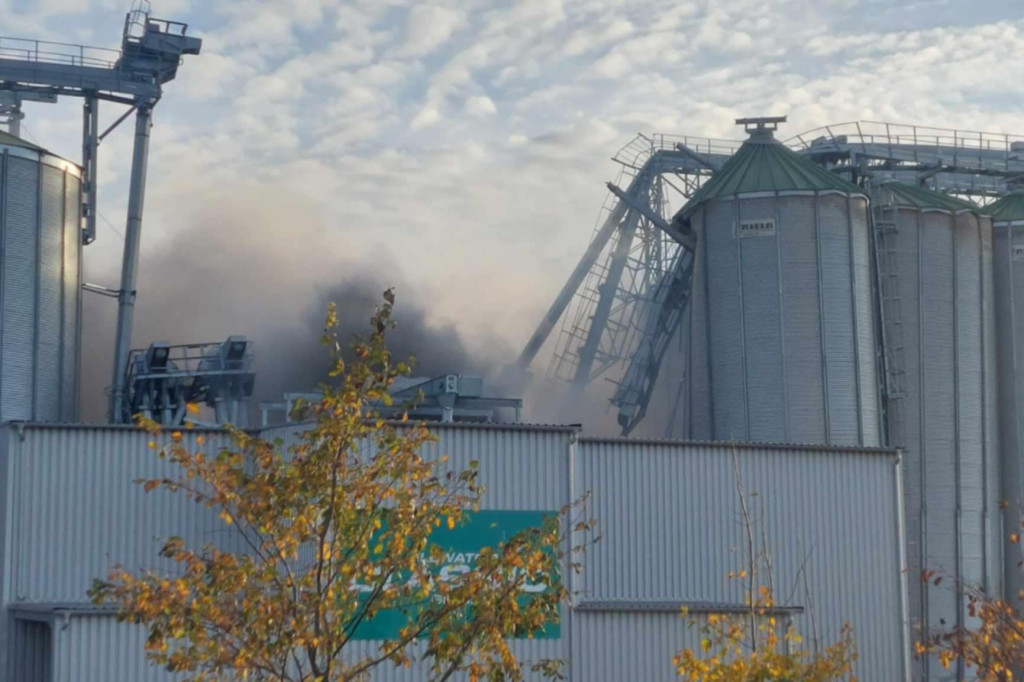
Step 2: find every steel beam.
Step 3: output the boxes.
[108,103,152,422]
[571,198,642,388]
[674,143,723,171]
[606,182,695,248]
[0,60,161,99]
[81,96,98,244]
[517,196,628,369]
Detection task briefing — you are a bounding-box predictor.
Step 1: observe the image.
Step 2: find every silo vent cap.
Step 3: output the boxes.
[735,115,787,141]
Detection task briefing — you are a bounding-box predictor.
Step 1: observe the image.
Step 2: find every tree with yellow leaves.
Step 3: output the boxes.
[90,291,593,682]
[673,449,859,681]
[674,587,858,681]
[918,575,1024,680]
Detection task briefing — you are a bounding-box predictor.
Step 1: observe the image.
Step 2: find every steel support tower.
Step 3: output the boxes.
[0,0,201,422]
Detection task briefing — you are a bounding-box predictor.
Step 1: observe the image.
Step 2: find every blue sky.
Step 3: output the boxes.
[5,0,1024,408]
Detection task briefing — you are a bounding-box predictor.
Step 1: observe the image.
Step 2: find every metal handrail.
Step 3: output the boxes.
[611,133,741,171]
[788,120,1024,154]
[124,0,153,40]
[0,36,121,69]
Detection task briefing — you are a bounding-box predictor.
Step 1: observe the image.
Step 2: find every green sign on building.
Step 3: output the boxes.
[352,509,560,640]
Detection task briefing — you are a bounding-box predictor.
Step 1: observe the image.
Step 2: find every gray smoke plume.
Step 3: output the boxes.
[79,186,502,423]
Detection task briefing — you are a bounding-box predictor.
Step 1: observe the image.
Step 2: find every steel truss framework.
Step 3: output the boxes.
[523,120,1024,436]
[518,133,737,434]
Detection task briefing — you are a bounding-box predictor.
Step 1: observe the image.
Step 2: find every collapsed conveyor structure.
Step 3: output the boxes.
[516,130,741,434]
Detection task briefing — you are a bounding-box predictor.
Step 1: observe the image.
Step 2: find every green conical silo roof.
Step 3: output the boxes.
[0,129,45,152]
[678,132,864,219]
[872,182,979,213]
[986,192,1024,223]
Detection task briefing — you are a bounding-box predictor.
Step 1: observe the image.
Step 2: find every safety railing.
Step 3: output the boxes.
[790,120,1024,153]
[0,36,120,69]
[612,133,741,170]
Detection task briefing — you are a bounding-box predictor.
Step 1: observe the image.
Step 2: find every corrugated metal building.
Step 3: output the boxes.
[0,422,908,680]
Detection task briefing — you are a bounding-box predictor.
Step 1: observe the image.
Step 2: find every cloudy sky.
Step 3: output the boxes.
[5,0,1024,417]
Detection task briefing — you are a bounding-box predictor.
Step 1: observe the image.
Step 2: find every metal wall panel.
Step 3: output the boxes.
[982,219,1001,597]
[0,148,81,424]
[704,198,747,439]
[779,194,826,443]
[687,193,878,447]
[577,437,906,681]
[2,156,39,420]
[0,425,12,678]
[994,219,1024,608]
[45,612,562,682]
[260,422,573,512]
[62,174,81,423]
[685,211,711,440]
[920,211,959,640]
[852,197,882,444]
[572,611,703,681]
[46,610,795,682]
[2,425,240,604]
[954,213,986,599]
[36,165,64,421]
[819,193,859,443]
[52,614,181,682]
[0,424,906,681]
[738,196,786,442]
[885,206,1000,681]
[9,618,50,682]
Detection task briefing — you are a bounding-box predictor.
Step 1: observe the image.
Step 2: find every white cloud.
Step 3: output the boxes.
[176,52,255,101]
[465,95,497,117]
[590,30,687,79]
[411,105,441,129]
[400,5,465,56]
[562,18,634,56]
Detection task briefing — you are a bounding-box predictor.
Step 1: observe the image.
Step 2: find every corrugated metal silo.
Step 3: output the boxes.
[0,131,82,422]
[873,181,1000,681]
[678,126,880,446]
[989,191,1024,612]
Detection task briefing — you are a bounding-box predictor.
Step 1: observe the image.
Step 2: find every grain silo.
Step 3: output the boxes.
[678,121,880,446]
[872,181,1000,679]
[989,191,1024,610]
[0,131,82,422]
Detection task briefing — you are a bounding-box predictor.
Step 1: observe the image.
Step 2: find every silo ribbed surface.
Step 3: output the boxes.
[0,131,82,423]
[679,130,879,446]
[873,182,1000,681]
[989,192,1024,612]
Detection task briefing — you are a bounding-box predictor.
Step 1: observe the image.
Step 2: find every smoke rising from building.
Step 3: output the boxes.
[79,187,502,422]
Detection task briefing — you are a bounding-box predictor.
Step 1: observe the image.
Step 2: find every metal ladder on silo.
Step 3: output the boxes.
[872,202,908,444]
